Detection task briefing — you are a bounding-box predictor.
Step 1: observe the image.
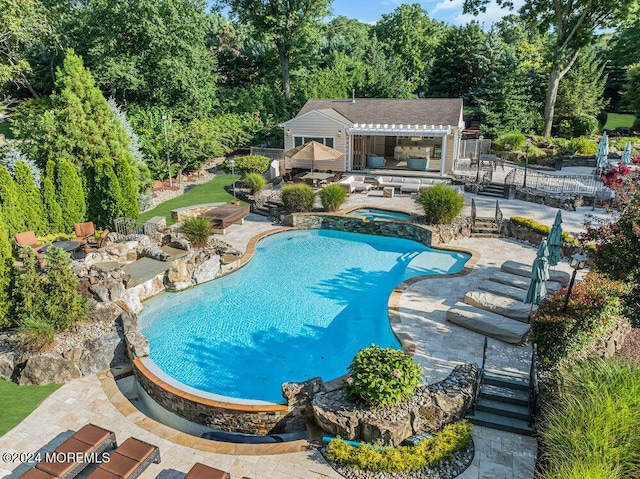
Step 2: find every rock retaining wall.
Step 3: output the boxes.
[312,364,478,446]
[515,189,596,210]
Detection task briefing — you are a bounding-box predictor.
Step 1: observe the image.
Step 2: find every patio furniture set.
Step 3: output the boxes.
[17,423,248,479]
[14,222,110,264]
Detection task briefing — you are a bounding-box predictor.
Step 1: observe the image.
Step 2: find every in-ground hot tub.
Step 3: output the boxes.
[348,208,411,221]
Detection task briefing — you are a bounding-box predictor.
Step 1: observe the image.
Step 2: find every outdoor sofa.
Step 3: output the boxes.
[85,436,160,479]
[376,176,447,194]
[20,424,117,479]
[338,175,372,193]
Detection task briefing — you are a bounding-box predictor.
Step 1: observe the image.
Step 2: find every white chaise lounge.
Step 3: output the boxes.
[447,302,531,345]
[501,260,571,287]
[464,291,532,323]
[489,271,563,293]
[479,281,528,302]
[338,175,371,193]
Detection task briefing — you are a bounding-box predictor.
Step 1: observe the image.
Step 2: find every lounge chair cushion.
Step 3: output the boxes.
[83,470,122,479]
[19,469,57,479]
[489,271,563,293]
[54,437,95,455]
[114,438,156,463]
[185,463,230,479]
[73,424,113,446]
[35,458,76,478]
[99,452,140,478]
[447,302,530,345]
[501,260,571,287]
[480,281,527,302]
[464,291,532,322]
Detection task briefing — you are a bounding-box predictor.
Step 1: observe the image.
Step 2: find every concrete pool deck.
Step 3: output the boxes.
[0,201,592,478]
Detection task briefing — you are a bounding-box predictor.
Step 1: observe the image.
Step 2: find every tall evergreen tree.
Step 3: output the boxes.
[14,161,47,234]
[0,167,27,236]
[41,160,64,233]
[87,158,124,228]
[0,214,13,330]
[113,156,139,219]
[55,159,86,231]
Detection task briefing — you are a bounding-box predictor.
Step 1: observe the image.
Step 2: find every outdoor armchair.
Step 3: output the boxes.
[74,222,96,245]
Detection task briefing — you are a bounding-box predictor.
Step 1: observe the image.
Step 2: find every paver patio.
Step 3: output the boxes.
[0,193,596,479]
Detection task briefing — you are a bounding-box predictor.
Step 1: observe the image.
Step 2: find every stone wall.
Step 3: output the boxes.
[505,221,580,257]
[133,359,294,434]
[515,189,595,210]
[312,364,478,446]
[286,214,433,247]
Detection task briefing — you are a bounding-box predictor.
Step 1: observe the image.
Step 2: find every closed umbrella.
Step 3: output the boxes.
[621,141,632,165]
[525,238,550,314]
[596,132,609,170]
[547,210,563,267]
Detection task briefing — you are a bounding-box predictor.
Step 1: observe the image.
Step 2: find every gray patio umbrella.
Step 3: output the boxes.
[525,238,550,309]
[621,141,632,165]
[547,210,563,267]
[596,132,609,170]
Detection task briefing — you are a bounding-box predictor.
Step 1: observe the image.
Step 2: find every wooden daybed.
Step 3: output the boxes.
[201,204,250,234]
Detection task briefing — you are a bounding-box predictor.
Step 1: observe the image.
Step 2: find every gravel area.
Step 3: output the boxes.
[319,442,474,479]
[615,328,640,365]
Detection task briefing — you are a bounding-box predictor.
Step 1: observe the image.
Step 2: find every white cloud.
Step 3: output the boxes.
[430,0,525,28]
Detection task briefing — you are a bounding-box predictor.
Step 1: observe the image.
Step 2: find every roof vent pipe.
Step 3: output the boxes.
[352,89,355,103]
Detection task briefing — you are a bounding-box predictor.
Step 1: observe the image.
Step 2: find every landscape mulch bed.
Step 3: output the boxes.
[615,327,640,365]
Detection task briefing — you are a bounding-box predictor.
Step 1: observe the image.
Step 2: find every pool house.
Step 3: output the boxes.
[279,98,465,175]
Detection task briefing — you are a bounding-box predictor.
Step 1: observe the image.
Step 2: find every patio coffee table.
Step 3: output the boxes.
[41,240,82,253]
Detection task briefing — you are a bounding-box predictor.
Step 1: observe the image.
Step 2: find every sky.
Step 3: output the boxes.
[329,0,525,27]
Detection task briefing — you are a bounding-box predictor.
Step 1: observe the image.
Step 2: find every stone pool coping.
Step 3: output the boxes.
[124,220,480,454]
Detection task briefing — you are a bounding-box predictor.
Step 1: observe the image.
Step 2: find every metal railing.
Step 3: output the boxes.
[505,169,605,195]
[459,139,492,159]
[495,200,503,233]
[113,217,159,236]
[528,344,539,428]
[250,147,284,161]
[473,337,488,414]
[471,198,477,229]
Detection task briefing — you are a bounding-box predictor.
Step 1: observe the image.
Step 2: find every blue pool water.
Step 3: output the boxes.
[349,208,411,221]
[139,229,469,404]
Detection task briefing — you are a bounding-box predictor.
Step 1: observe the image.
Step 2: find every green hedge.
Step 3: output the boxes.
[532,272,628,369]
[510,216,578,245]
[327,421,472,472]
[280,183,315,212]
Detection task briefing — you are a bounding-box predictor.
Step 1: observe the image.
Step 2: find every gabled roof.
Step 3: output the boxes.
[295,98,464,127]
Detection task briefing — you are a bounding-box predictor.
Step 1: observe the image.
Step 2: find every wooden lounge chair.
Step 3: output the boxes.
[74,222,96,245]
[85,437,160,479]
[20,424,116,479]
[201,204,250,234]
[184,463,229,479]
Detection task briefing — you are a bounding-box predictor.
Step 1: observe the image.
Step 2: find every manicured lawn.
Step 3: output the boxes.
[0,379,60,436]
[0,121,14,139]
[603,113,635,130]
[138,174,245,226]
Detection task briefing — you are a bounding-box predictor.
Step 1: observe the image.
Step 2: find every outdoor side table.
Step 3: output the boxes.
[383,187,394,198]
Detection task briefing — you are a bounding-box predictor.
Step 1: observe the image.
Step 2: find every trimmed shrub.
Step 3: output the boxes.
[538,359,640,479]
[492,132,526,152]
[418,184,464,224]
[14,161,47,234]
[0,166,27,236]
[280,184,315,212]
[344,345,423,408]
[244,173,266,194]
[181,216,212,248]
[0,215,12,330]
[568,137,598,155]
[224,155,270,176]
[532,271,628,369]
[327,421,472,472]
[55,159,86,231]
[319,184,347,212]
[571,115,599,137]
[510,216,578,245]
[41,161,64,233]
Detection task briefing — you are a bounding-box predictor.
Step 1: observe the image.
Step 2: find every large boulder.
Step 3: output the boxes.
[18,355,82,385]
[77,333,126,375]
[0,351,15,380]
[193,254,221,284]
[88,301,124,324]
[139,245,172,262]
[119,312,149,358]
[165,258,193,291]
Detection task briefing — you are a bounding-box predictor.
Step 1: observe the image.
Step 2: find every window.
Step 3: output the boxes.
[293,136,335,148]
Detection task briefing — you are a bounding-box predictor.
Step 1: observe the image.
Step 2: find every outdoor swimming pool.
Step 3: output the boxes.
[139,229,469,404]
[348,208,411,221]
